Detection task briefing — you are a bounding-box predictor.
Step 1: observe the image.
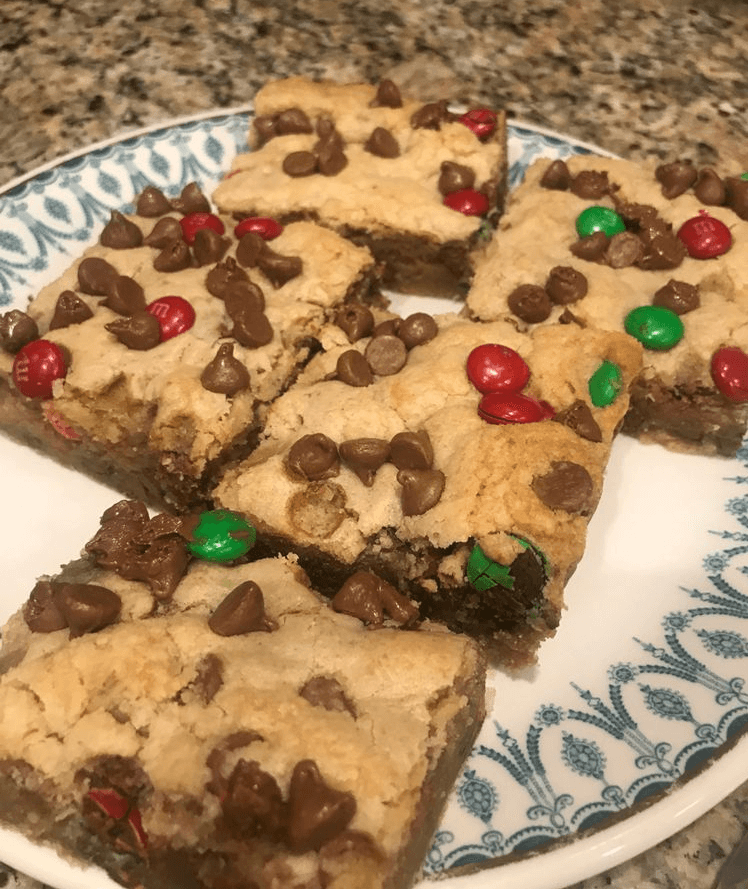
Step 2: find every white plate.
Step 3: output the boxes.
[1,109,748,889]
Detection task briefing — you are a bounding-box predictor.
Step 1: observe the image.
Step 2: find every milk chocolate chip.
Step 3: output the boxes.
[102,275,147,315]
[153,239,191,273]
[178,653,224,704]
[288,482,348,538]
[136,185,172,217]
[0,310,38,353]
[410,100,452,130]
[23,580,67,633]
[544,266,587,305]
[299,676,357,717]
[287,760,356,853]
[335,303,375,342]
[725,176,748,220]
[339,438,390,485]
[364,334,407,375]
[55,583,122,637]
[77,257,119,295]
[201,343,250,395]
[370,79,402,108]
[332,570,418,626]
[638,231,686,270]
[655,160,697,199]
[209,580,275,636]
[100,211,143,249]
[652,279,700,315]
[540,159,571,190]
[171,182,211,215]
[364,127,400,158]
[397,312,438,348]
[237,233,303,288]
[507,284,552,323]
[143,216,182,248]
[553,399,603,442]
[531,461,594,514]
[390,430,433,470]
[206,257,250,299]
[570,231,609,262]
[694,168,726,205]
[398,467,445,516]
[438,161,476,196]
[570,170,612,199]
[105,311,161,350]
[222,759,285,839]
[605,231,644,269]
[230,309,273,349]
[49,291,93,330]
[336,349,374,387]
[275,107,313,135]
[193,227,229,266]
[316,124,348,176]
[286,433,340,481]
[283,150,318,178]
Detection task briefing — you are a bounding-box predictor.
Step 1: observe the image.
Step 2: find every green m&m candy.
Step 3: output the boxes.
[588,360,623,407]
[575,206,625,239]
[624,305,684,351]
[466,538,548,592]
[186,509,257,562]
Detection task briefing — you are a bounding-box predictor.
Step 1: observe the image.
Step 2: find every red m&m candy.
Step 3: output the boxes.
[478,392,555,425]
[467,343,530,394]
[179,212,225,245]
[146,295,196,341]
[677,211,732,259]
[12,339,67,399]
[711,346,748,402]
[458,109,498,140]
[234,216,283,241]
[443,188,490,217]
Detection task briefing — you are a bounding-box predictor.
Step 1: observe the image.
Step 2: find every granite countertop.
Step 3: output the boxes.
[0,1,747,888]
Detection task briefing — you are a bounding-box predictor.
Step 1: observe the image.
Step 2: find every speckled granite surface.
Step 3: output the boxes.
[0,1,747,888]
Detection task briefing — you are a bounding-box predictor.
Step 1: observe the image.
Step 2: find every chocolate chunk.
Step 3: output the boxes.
[540,159,572,190]
[397,312,438,349]
[102,275,147,315]
[437,160,476,196]
[364,127,400,159]
[283,150,318,177]
[100,211,143,249]
[336,349,374,387]
[23,580,67,633]
[299,676,357,717]
[206,257,250,300]
[0,310,38,353]
[570,231,609,262]
[694,168,726,205]
[275,107,313,135]
[570,170,612,199]
[143,216,182,248]
[410,100,452,130]
[655,160,697,199]
[230,308,273,349]
[106,311,161,350]
[222,759,285,839]
[553,399,603,442]
[725,176,748,220]
[638,231,686,270]
[49,290,94,330]
[77,257,119,295]
[339,438,391,485]
[532,460,594,514]
[331,570,418,626]
[370,79,402,108]
[335,303,374,343]
[178,653,224,704]
[507,284,552,323]
[287,760,356,852]
[55,583,122,637]
[153,239,191,273]
[135,186,173,217]
[193,227,229,266]
[171,182,211,215]
[652,279,700,315]
[200,343,250,395]
[605,231,644,268]
[209,581,275,636]
[286,433,340,481]
[398,467,445,516]
[544,266,588,305]
[364,334,407,376]
[390,430,433,470]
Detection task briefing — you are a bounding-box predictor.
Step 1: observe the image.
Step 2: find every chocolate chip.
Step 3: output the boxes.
[230,308,273,349]
[135,185,173,217]
[101,275,147,315]
[553,399,603,442]
[370,79,402,108]
[694,168,726,205]
[105,311,161,350]
[222,759,285,839]
[0,310,38,353]
[652,279,700,315]
[539,159,571,190]
[364,127,400,159]
[397,312,438,349]
[638,231,686,270]
[49,290,94,329]
[544,266,588,305]
[438,161,476,196]
[336,349,374,387]
[655,160,697,199]
[193,227,229,266]
[605,231,645,268]
[237,233,303,288]
[143,216,182,248]
[507,284,552,323]
[331,570,418,626]
[335,303,374,343]
[410,100,452,130]
[338,438,391,485]
[390,430,433,470]
[725,176,748,220]
[171,182,211,215]
[317,138,348,177]
[153,239,191,273]
[283,151,318,178]
[299,676,357,717]
[286,433,340,481]
[55,583,122,637]
[223,281,266,318]
[570,231,609,262]
[288,481,348,538]
[364,334,407,376]
[206,257,250,299]
[531,460,594,514]
[178,653,224,704]
[275,107,314,135]
[253,115,277,145]
[209,580,275,636]
[398,467,445,516]
[200,343,250,395]
[373,318,400,337]
[77,257,119,295]
[100,211,143,249]
[23,580,67,633]
[570,170,612,199]
[287,760,356,853]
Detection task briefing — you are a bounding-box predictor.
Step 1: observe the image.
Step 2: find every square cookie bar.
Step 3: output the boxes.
[213,311,642,667]
[0,183,377,511]
[0,499,486,889]
[466,155,748,456]
[212,76,507,297]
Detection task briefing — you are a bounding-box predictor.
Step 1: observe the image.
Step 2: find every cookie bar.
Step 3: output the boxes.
[213,311,642,667]
[0,499,486,889]
[466,155,748,456]
[0,184,377,511]
[212,76,507,297]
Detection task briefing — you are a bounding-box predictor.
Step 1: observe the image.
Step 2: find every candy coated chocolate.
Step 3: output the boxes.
[711,346,748,402]
[187,509,257,562]
[575,205,625,238]
[588,360,622,407]
[477,391,554,425]
[458,108,497,140]
[233,216,283,241]
[179,212,226,245]
[443,188,490,216]
[624,305,684,351]
[676,212,732,259]
[466,343,530,394]
[146,295,196,341]
[12,339,67,399]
